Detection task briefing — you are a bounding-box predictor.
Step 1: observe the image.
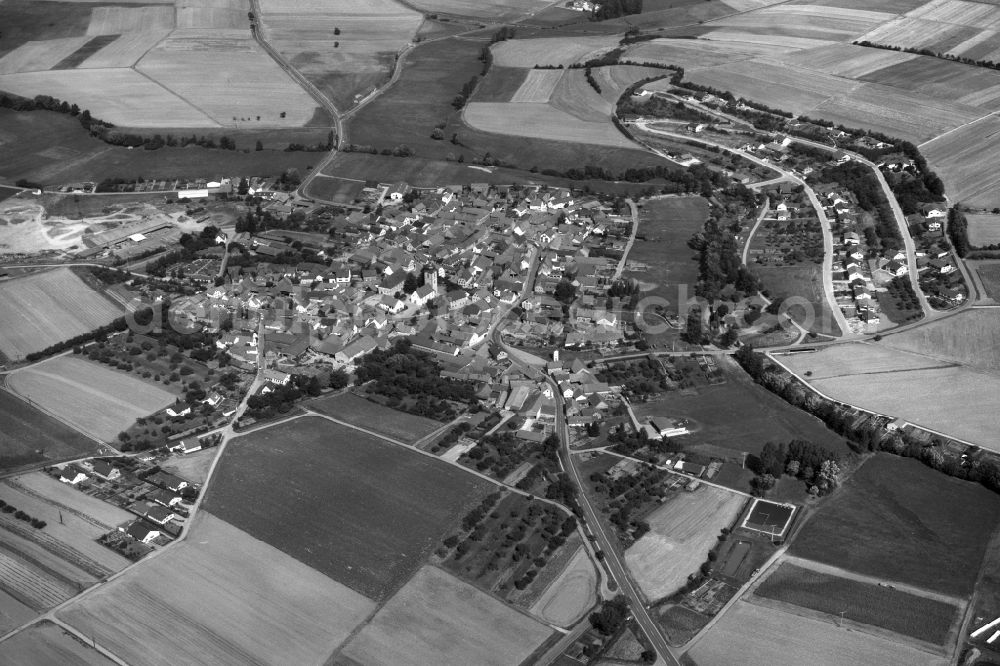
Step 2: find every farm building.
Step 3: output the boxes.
[168,439,202,455]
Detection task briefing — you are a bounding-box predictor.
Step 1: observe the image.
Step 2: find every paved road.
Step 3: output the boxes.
[635,121,853,338]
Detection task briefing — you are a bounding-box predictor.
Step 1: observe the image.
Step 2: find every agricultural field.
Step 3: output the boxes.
[403,0,550,19]
[780,343,1000,448]
[774,41,917,77]
[633,356,852,458]
[0,390,98,471]
[705,4,895,41]
[510,69,564,103]
[975,260,1000,302]
[337,564,553,666]
[57,512,375,666]
[856,56,1000,108]
[307,391,441,444]
[791,454,1000,597]
[472,66,529,102]
[625,485,747,602]
[624,196,708,310]
[259,0,422,109]
[0,267,122,360]
[878,309,1000,372]
[491,35,621,68]
[205,415,490,600]
[922,116,1000,209]
[686,600,948,666]
[698,28,838,52]
[464,102,637,149]
[755,561,960,645]
[529,545,598,627]
[687,59,861,115]
[7,356,176,442]
[968,213,1000,247]
[625,37,793,69]
[0,620,115,666]
[0,108,323,188]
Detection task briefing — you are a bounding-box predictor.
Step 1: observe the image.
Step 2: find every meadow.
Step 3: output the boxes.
[791,454,1000,596]
[625,485,746,602]
[205,416,491,600]
[0,268,122,360]
[57,512,375,666]
[338,565,552,666]
[755,561,959,644]
[7,356,176,442]
[0,390,98,471]
[464,102,636,149]
[634,357,853,459]
[624,196,708,310]
[686,600,947,666]
[967,213,1000,247]
[0,620,115,666]
[307,391,442,444]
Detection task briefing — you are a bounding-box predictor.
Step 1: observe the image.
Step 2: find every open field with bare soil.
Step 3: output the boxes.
[780,344,1000,447]
[338,564,552,666]
[878,309,1000,372]
[755,561,959,645]
[86,5,175,34]
[968,213,1000,246]
[529,545,597,627]
[78,31,171,69]
[791,454,1000,596]
[626,486,746,602]
[0,37,93,75]
[7,356,176,442]
[0,268,121,360]
[464,102,637,148]
[206,416,490,600]
[307,391,441,444]
[686,600,947,666]
[0,620,115,666]
[58,512,374,666]
[491,35,621,68]
[0,390,98,471]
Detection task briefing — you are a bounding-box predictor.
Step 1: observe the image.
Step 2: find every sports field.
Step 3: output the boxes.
[742,499,794,536]
[58,512,374,666]
[0,620,115,666]
[0,390,97,471]
[307,391,441,444]
[7,356,176,442]
[755,561,959,645]
[205,416,491,600]
[0,267,122,360]
[339,565,552,666]
[625,485,747,602]
[791,454,1000,596]
[686,600,947,666]
[529,545,597,627]
[968,213,1000,246]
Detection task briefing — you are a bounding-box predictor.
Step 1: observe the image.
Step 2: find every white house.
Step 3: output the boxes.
[59,465,88,485]
[168,439,202,455]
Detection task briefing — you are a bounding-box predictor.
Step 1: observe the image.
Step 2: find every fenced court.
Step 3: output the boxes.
[741,499,795,538]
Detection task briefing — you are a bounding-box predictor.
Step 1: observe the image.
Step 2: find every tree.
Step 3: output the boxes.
[554,279,577,304]
[403,272,420,294]
[589,596,629,635]
[254,140,263,151]
[329,369,350,389]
